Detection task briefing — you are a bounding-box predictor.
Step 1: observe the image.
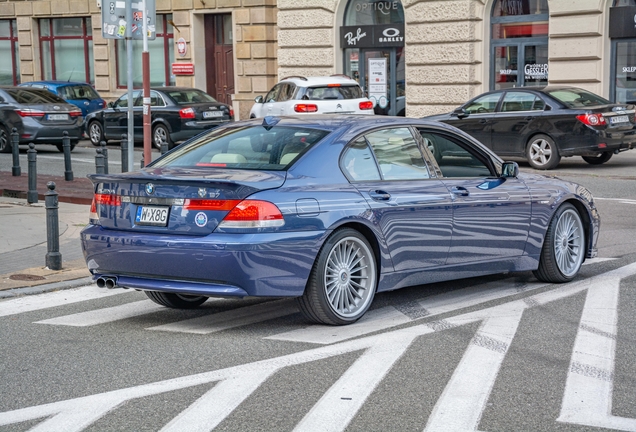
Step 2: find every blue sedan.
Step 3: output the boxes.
[80,116,600,325]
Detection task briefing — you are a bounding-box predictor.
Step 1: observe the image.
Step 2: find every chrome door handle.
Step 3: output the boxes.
[369,190,391,201]
[451,186,469,196]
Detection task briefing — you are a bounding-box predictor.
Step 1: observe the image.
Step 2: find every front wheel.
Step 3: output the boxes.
[582,152,612,165]
[526,134,560,170]
[152,124,173,150]
[145,291,208,308]
[88,121,104,146]
[533,203,586,283]
[0,125,11,153]
[297,228,377,325]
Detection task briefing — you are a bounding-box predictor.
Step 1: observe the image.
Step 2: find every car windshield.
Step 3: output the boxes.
[58,85,100,100]
[167,89,217,105]
[5,88,66,104]
[547,88,610,108]
[304,85,364,100]
[152,125,330,170]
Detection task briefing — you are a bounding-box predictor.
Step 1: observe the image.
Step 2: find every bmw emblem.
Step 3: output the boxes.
[198,187,206,198]
[145,183,155,195]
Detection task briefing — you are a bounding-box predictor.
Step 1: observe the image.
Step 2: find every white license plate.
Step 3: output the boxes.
[203,111,224,118]
[610,115,629,124]
[135,206,169,226]
[47,114,69,121]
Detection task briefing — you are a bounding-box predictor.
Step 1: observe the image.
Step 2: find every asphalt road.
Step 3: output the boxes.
[0,144,635,431]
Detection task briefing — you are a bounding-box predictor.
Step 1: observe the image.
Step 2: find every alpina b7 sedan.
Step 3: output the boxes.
[81,115,599,325]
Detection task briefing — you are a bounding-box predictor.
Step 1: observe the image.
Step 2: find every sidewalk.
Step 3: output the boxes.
[0,171,95,296]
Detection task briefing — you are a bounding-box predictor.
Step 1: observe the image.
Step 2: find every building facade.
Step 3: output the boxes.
[0,0,634,120]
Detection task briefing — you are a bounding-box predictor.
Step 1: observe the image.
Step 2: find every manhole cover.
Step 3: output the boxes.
[9,274,46,281]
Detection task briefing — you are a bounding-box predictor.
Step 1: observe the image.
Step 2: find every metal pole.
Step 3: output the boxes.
[121,133,129,173]
[142,0,152,166]
[126,0,134,172]
[45,181,62,270]
[95,148,105,174]
[27,143,37,204]
[100,140,109,174]
[62,131,73,181]
[11,127,20,176]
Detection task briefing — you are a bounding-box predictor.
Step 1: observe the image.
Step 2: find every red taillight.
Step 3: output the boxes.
[219,200,285,228]
[89,197,98,221]
[69,110,82,117]
[294,104,318,113]
[327,83,341,87]
[359,100,374,110]
[229,108,234,118]
[94,193,121,206]
[183,199,240,211]
[576,113,606,126]
[16,109,45,118]
[179,107,196,119]
[101,100,107,109]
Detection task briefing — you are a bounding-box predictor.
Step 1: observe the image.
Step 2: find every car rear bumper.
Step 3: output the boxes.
[559,127,636,156]
[19,120,84,144]
[81,225,326,297]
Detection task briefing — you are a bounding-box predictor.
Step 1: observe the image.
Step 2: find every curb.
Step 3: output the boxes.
[0,276,94,299]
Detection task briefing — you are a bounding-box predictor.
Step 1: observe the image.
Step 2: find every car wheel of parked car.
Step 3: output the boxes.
[526,134,560,170]
[297,228,377,325]
[533,203,585,283]
[0,125,10,153]
[55,142,76,153]
[582,152,613,165]
[144,291,208,308]
[152,124,173,150]
[89,121,104,146]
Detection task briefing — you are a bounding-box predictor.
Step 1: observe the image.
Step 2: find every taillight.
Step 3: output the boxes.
[89,197,98,222]
[294,104,318,113]
[229,108,234,118]
[16,109,45,118]
[359,101,374,110]
[101,100,107,109]
[327,83,341,87]
[94,193,121,206]
[576,113,606,126]
[219,200,285,228]
[183,199,240,211]
[69,110,82,117]
[179,107,196,119]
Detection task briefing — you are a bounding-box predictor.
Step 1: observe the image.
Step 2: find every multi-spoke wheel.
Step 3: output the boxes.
[297,228,377,325]
[152,124,173,150]
[88,121,104,146]
[145,291,208,308]
[526,134,560,170]
[0,125,10,153]
[533,203,585,283]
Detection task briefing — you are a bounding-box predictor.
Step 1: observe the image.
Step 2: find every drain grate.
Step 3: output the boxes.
[9,274,46,281]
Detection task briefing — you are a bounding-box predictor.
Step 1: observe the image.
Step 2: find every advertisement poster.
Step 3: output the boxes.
[368,58,387,108]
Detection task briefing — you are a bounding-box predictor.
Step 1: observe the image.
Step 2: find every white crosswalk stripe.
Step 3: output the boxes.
[35,300,166,326]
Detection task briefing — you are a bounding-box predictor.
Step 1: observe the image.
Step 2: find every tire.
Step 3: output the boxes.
[582,152,613,165]
[526,134,560,170]
[55,142,76,152]
[152,124,172,150]
[145,291,208,309]
[0,125,10,153]
[533,203,586,283]
[88,121,104,146]
[296,228,377,325]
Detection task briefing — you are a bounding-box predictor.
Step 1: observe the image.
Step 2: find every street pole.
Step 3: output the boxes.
[142,0,151,166]
[126,0,134,172]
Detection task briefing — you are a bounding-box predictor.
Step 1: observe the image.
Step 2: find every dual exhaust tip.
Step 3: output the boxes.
[96,276,118,289]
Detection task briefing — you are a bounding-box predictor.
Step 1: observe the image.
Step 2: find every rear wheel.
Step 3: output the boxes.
[0,125,10,153]
[297,228,377,325]
[55,142,76,152]
[145,291,208,308]
[582,152,612,165]
[152,124,173,150]
[526,134,560,170]
[88,121,104,146]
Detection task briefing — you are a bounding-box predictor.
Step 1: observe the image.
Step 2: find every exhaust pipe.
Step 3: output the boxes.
[96,277,106,288]
[105,277,116,289]
[96,276,119,289]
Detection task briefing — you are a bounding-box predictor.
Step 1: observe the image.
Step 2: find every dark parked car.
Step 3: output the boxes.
[85,87,233,149]
[81,116,599,325]
[19,81,107,117]
[425,86,636,169]
[0,86,83,153]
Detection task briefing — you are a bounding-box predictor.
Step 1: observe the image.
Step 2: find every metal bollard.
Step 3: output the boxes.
[45,182,62,270]
[62,131,74,181]
[95,148,105,174]
[11,128,20,176]
[100,140,109,174]
[140,155,144,169]
[120,134,128,173]
[160,138,168,155]
[27,143,38,204]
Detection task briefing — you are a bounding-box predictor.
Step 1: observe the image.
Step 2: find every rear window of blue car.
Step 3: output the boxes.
[57,85,100,100]
[152,126,330,170]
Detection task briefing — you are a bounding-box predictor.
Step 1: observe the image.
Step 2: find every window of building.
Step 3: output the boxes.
[39,18,93,84]
[490,0,549,90]
[116,14,175,88]
[0,20,19,85]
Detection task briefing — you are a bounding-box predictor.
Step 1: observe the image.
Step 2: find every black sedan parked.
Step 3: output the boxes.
[425,86,636,169]
[86,87,233,149]
[0,86,83,153]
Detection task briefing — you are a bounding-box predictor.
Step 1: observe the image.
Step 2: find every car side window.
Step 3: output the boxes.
[150,91,165,107]
[364,128,431,180]
[464,93,501,114]
[279,84,295,102]
[532,97,545,110]
[265,84,282,103]
[114,94,128,108]
[418,130,493,178]
[501,92,541,112]
[342,138,381,181]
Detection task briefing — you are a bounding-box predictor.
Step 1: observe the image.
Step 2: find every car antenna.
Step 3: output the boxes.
[67,67,75,82]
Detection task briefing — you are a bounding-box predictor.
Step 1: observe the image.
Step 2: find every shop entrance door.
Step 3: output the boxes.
[354,48,405,116]
[204,14,234,105]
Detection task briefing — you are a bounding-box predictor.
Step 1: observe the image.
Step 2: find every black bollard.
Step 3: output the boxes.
[120,134,128,173]
[100,140,109,174]
[45,182,62,270]
[95,148,105,174]
[27,143,37,204]
[62,131,73,181]
[11,128,20,176]
[160,138,168,155]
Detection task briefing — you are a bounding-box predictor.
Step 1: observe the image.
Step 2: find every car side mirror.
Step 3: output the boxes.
[108,101,114,108]
[501,161,519,178]
[452,107,469,119]
[254,95,263,104]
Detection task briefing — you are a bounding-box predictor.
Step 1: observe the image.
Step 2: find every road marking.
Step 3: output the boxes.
[582,257,617,266]
[594,197,636,205]
[35,300,166,326]
[0,285,126,318]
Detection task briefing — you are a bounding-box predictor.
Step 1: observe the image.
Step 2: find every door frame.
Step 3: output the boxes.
[356,48,398,116]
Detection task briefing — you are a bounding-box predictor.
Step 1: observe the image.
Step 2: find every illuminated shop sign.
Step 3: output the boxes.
[340,24,405,48]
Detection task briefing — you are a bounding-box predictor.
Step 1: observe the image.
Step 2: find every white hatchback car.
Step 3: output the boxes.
[249,75,375,118]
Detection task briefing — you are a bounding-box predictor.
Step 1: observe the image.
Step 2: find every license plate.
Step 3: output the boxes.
[47,114,69,121]
[135,206,169,226]
[610,115,630,124]
[203,111,224,118]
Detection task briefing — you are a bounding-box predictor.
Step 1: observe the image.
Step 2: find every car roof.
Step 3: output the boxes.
[279,76,361,87]
[22,81,93,87]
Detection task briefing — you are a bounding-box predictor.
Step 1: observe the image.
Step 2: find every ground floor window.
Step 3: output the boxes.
[116,14,175,88]
[611,39,636,104]
[39,17,93,84]
[492,42,548,90]
[0,20,19,85]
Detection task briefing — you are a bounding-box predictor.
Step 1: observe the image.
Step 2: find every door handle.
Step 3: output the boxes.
[451,186,469,196]
[369,190,391,201]
[479,119,489,124]
[525,116,534,121]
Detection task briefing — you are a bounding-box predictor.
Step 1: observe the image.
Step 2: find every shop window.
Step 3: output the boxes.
[39,18,93,84]
[116,14,175,88]
[0,20,19,85]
